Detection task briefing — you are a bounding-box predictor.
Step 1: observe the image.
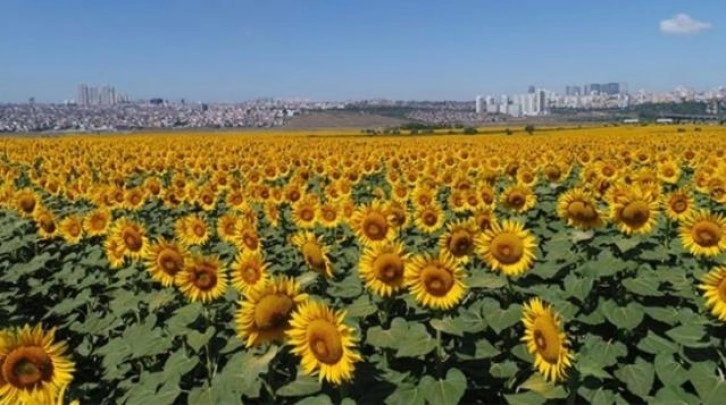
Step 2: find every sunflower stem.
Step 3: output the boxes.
[202,307,216,389]
[435,325,444,378]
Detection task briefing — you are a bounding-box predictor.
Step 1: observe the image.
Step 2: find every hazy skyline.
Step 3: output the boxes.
[1,0,723,103]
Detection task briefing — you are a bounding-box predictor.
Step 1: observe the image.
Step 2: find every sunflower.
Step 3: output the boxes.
[411,186,437,207]
[657,160,681,184]
[234,221,262,253]
[291,232,333,278]
[438,220,478,263]
[351,201,395,246]
[413,204,444,234]
[144,239,187,287]
[110,218,148,260]
[14,188,39,218]
[358,242,409,297]
[405,252,467,310]
[679,211,726,257]
[83,209,111,237]
[292,196,318,229]
[699,266,726,321]
[176,254,228,303]
[58,215,84,245]
[318,203,342,228]
[384,201,408,229]
[0,324,74,405]
[230,250,269,294]
[610,188,659,235]
[33,209,58,240]
[473,208,496,233]
[286,300,362,385]
[123,187,146,211]
[226,189,246,208]
[264,203,281,228]
[235,277,308,347]
[175,215,210,246]
[476,220,537,277]
[521,298,574,383]
[662,189,694,221]
[556,188,605,230]
[104,237,126,269]
[216,212,240,244]
[500,184,537,213]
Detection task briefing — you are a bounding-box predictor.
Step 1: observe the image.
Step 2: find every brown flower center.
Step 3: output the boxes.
[192,265,217,290]
[490,233,524,265]
[620,200,651,227]
[507,192,525,209]
[254,294,294,330]
[421,265,454,297]
[692,221,722,247]
[158,249,184,276]
[3,346,54,389]
[307,320,344,365]
[567,200,598,222]
[448,230,474,257]
[363,212,389,241]
[302,242,326,270]
[373,253,404,283]
[123,228,143,252]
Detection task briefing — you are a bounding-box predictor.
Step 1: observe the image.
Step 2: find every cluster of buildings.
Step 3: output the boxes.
[476,83,726,117]
[76,84,132,107]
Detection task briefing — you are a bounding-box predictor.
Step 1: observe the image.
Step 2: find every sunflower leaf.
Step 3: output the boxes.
[666,324,708,348]
[518,373,568,399]
[600,300,644,330]
[419,368,467,405]
[614,358,655,399]
[276,373,322,397]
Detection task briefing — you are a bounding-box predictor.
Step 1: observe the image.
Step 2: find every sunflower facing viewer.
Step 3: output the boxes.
[477,220,537,277]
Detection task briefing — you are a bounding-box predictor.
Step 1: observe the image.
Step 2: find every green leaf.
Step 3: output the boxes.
[186,326,215,353]
[654,354,689,387]
[166,302,202,336]
[296,394,333,405]
[577,251,628,278]
[490,361,518,379]
[563,274,593,302]
[162,349,198,381]
[328,274,363,298]
[419,369,467,405]
[689,362,726,405]
[504,391,546,405]
[666,324,708,348]
[346,295,377,318]
[614,358,654,399]
[385,384,426,405]
[430,317,465,337]
[614,237,641,255]
[276,373,322,397]
[644,307,680,325]
[600,300,644,329]
[653,384,701,405]
[216,346,279,399]
[519,374,568,399]
[622,275,661,297]
[484,302,523,334]
[458,302,488,333]
[637,332,679,355]
[468,272,507,289]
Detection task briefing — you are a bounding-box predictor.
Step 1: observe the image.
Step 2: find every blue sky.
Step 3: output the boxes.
[0,0,723,102]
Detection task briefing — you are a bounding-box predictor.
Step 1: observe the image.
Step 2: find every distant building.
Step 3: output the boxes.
[565,85,581,96]
[475,95,483,113]
[528,85,536,94]
[507,103,522,117]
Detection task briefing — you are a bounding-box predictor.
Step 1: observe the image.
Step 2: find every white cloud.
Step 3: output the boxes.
[660,13,712,34]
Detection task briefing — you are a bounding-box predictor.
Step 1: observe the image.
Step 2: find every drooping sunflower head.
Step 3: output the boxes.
[291,232,333,278]
[556,188,605,230]
[679,210,726,257]
[235,277,308,347]
[662,188,694,221]
[473,208,496,233]
[83,209,111,237]
[33,208,58,239]
[404,252,467,310]
[144,239,187,287]
[14,189,39,217]
[438,220,479,263]
[0,324,75,405]
[610,188,659,235]
[231,250,269,294]
[352,201,395,246]
[384,201,408,229]
[286,300,362,385]
[476,219,537,277]
[104,236,126,269]
[521,298,573,383]
[176,254,228,303]
[58,215,84,245]
[359,241,410,297]
[699,266,726,322]
[500,184,537,213]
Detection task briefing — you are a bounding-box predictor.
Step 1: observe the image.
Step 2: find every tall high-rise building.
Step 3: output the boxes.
[475,95,483,113]
[77,83,124,106]
[528,85,536,94]
[77,84,90,106]
[565,85,581,96]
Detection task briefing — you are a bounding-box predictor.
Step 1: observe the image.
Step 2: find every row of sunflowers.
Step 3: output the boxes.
[0,126,725,404]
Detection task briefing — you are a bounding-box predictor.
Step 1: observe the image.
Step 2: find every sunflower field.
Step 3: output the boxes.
[1,126,725,405]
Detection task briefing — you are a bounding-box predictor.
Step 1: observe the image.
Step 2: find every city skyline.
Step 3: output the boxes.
[1,1,724,102]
